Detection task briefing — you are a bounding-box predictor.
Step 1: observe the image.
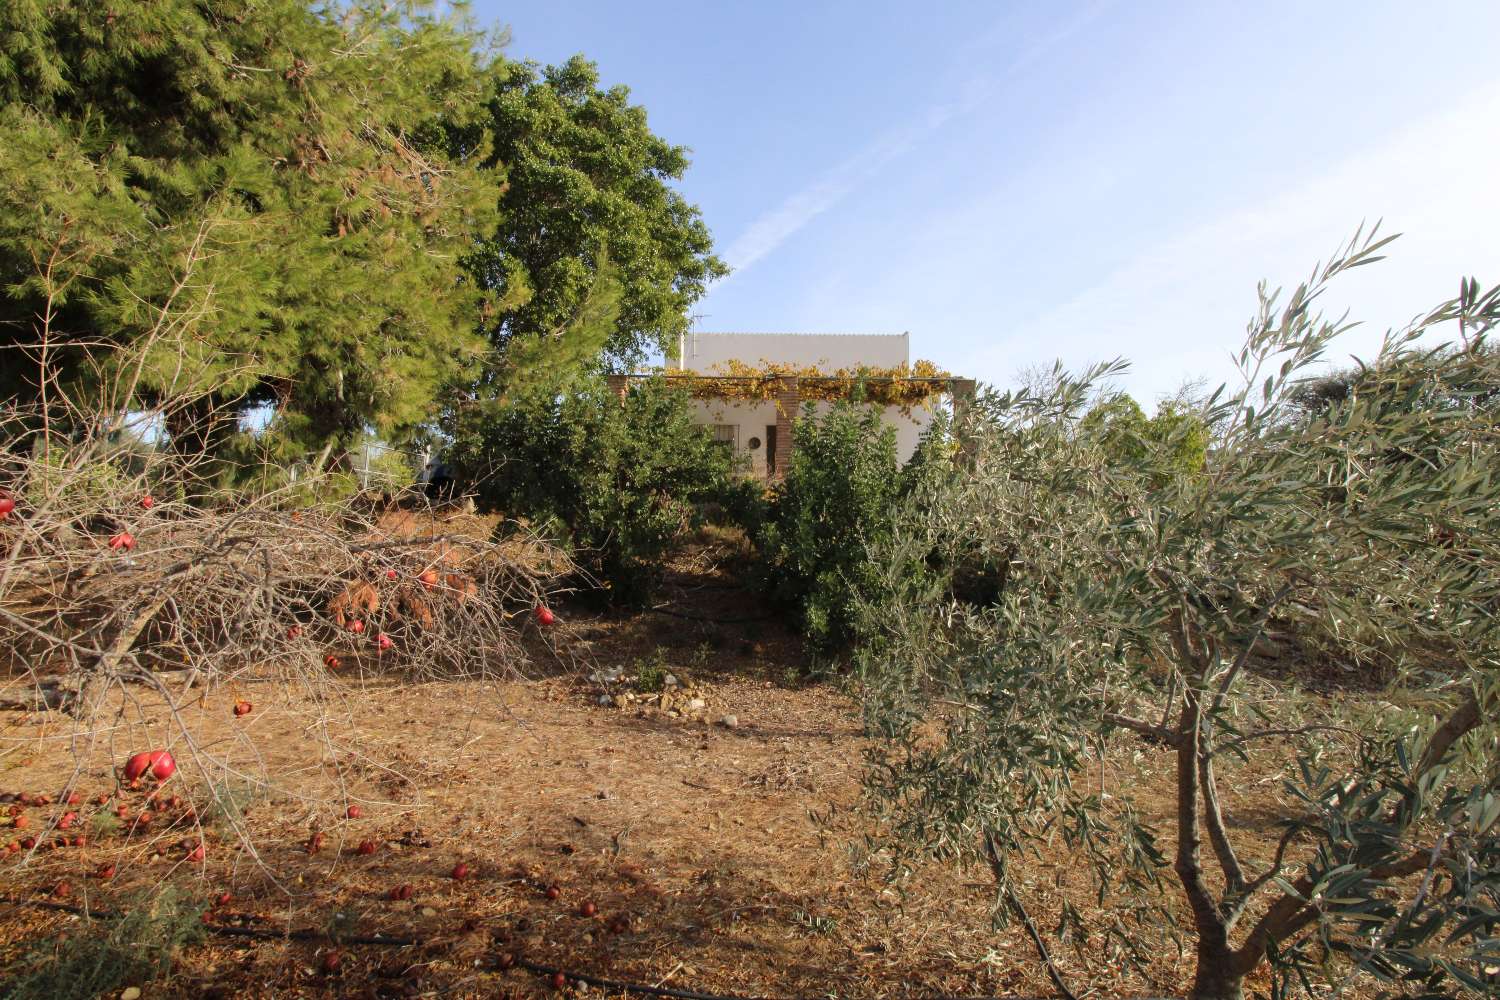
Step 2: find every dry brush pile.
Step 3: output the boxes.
[0,395,574,888]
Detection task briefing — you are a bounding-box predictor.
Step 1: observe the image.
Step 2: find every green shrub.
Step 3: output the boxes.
[634,648,669,692]
[447,374,739,603]
[758,401,915,655]
[3,887,207,1000]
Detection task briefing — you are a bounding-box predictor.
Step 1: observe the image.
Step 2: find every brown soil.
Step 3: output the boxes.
[0,531,1307,999]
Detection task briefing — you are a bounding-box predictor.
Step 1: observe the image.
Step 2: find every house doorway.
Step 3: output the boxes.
[765,424,778,478]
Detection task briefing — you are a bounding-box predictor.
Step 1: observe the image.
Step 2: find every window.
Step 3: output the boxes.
[710,424,738,450]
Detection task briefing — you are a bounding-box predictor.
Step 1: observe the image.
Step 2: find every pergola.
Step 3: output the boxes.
[606,373,976,479]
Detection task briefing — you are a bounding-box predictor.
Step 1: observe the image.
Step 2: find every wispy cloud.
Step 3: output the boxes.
[979,79,1500,402]
[717,128,919,276]
[716,2,1112,281]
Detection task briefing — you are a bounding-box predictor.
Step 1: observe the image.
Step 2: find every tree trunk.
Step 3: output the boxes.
[164,394,235,474]
[1189,945,1246,1000]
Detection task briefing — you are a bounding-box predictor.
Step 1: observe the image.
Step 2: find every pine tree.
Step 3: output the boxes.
[0,1,505,464]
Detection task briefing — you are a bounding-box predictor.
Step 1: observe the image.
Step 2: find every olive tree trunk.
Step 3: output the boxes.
[1189,948,1245,1000]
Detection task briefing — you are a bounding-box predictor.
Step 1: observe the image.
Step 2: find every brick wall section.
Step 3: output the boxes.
[605,374,630,404]
[772,376,801,481]
[950,378,978,466]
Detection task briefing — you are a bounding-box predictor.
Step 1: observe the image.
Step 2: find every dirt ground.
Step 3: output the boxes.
[0,532,1305,999]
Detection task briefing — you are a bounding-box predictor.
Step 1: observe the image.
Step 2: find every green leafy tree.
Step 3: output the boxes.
[857,233,1500,1000]
[466,55,728,384]
[446,375,736,602]
[1082,392,1210,479]
[0,0,504,468]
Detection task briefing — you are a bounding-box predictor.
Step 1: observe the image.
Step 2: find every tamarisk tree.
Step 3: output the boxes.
[857,231,1500,999]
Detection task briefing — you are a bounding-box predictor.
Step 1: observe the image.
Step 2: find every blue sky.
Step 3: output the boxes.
[467,1,1500,404]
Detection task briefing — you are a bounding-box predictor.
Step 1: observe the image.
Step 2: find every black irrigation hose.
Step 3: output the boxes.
[648,605,776,625]
[513,956,776,1000]
[0,895,1086,1000]
[0,896,416,947]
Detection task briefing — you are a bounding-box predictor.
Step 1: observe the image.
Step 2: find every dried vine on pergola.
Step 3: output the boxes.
[654,359,954,413]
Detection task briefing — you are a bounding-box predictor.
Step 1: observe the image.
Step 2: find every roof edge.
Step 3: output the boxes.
[686,331,909,338]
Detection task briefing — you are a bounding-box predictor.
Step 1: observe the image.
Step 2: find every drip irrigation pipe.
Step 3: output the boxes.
[649,605,776,624]
[0,894,1088,1000]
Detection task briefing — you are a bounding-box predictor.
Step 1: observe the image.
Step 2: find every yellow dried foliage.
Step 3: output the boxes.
[656,359,953,413]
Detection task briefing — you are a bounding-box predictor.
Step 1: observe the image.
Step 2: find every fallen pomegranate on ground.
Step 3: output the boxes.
[535,605,555,626]
[148,750,176,781]
[0,495,14,519]
[306,832,326,854]
[233,700,252,717]
[349,619,365,634]
[140,495,155,510]
[577,900,597,918]
[122,751,154,782]
[108,531,136,551]
[544,884,560,900]
[375,632,393,651]
[451,862,472,880]
[345,804,363,819]
[356,840,377,855]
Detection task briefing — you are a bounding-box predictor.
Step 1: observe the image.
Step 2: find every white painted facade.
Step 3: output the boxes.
[672,333,938,478]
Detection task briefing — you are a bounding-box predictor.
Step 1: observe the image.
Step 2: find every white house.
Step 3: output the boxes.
[650,332,966,480]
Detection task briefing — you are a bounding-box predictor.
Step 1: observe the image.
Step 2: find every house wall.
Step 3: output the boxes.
[657,332,944,480]
[689,396,936,476]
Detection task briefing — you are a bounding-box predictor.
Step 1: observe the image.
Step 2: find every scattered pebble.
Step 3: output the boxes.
[720,714,739,729]
[121,989,142,1000]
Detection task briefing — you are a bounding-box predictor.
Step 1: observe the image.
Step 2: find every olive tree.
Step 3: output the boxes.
[857,231,1500,1000]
